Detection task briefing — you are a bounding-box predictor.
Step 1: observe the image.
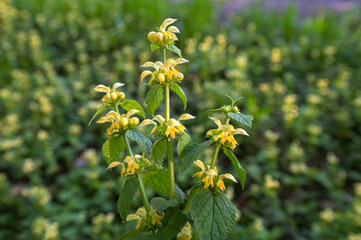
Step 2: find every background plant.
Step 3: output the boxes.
[1,0,361,239]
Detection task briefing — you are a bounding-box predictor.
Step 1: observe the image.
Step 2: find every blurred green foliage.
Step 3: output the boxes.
[0,0,361,239]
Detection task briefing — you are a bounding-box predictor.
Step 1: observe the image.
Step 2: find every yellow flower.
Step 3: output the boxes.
[206,117,248,149]
[202,168,218,189]
[177,222,192,240]
[123,156,140,176]
[149,208,164,225]
[140,58,188,84]
[94,82,125,102]
[217,173,237,192]
[139,113,195,139]
[96,109,140,135]
[147,18,180,45]
[193,160,205,177]
[126,207,147,230]
[107,154,150,177]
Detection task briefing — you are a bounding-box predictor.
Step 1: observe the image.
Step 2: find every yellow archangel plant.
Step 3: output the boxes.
[89,18,254,240]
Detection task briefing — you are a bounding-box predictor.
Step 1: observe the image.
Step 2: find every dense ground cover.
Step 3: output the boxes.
[0,0,361,239]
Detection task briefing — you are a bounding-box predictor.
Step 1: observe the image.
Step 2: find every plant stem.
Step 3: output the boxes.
[124,135,151,213]
[163,48,175,199]
[210,117,230,169]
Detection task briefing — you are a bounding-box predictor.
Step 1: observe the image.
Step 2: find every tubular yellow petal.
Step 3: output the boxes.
[139,119,157,127]
[141,62,159,70]
[167,26,180,33]
[112,82,125,91]
[126,214,140,222]
[106,111,120,120]
[175,58,189,65]
[107,161,122,169]
[135,208,147,217]
[141,70,153,81]
[124,156,134,164]
[209,117,222,129]
[233,128,249,136]
[153,115,165,123]
[96,116,112,123]
[178,113,195,121]
[167,118,181,127]
[217,179,226,191]
[193,160,205,172]
[220,173,238,182]
[155,61,163,68]
[126,109,140,118]
[163,59,177,70]
[160,18,177,31]
[94,84,109,93]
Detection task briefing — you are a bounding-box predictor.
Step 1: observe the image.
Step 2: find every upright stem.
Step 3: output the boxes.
[210,117,230,169]
[124,135,151,213]
[163,48,175,199]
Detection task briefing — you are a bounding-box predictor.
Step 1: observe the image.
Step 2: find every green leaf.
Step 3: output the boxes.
[142,167,170,195]
[143,168,185,203]
[165,44,182,58]
[119,229,141,240]
[223,149,246,190]
[228,112,254,128]
[177,134,191,156]
[126,129,152,154]
[88,104,107,125]
[145,86,164,116]
[150,197,179,215]
[120,99,145,118]
[102,136,125,165]
[190,189,237,240]
[150,43,160,52]
[117,177,139,222]
[180,140,214,171]
[155,208,187,240]
[150,138,167,167]
[170,83,187,110]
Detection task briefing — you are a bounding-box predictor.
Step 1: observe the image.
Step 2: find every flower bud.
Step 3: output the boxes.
[120,118,128,127]
[130,117,139,125]
[158,73,165,83]
[232,106,239,112]
[147,31,156,42]
[117,92,125,100]
[110,92,117,100]
[155,32,163,42]
[225,106,231,112]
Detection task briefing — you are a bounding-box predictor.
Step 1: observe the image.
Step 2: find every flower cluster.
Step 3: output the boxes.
[107,154,151,177]
[147,18,180,47]
[206,117,248,149]
[94,82,125,104]
[96,110,140,136]
[193,160,237,191]
[126,207,164,230]
[140,58,189,85]
[139,114,195,139]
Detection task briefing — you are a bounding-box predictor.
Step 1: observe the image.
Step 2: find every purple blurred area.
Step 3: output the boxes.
[223,0,360,16]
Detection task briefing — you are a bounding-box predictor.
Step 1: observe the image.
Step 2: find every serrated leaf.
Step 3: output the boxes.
[142,167,169,195]
[102,136,125,165]
[150,138,167,166]
[150,197,179,215]
[228,112,254,128]
[88,104,108,125]
[119,229,141,240]
[155,208,187,240]
[165,44,182,58]
[126,129,152,154]
[117,177,139,222]
[120,99,145,118]
[180,140,214,171]
[145,86,164,116]
[170,83,187,110]
[223,149,246,190]
[143,168,185,202]
[177,134,191,156]
[151,43,160,52]
[190,189,237,240]
[184,186,203,213]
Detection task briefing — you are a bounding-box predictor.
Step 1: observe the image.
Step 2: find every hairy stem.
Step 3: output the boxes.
[124,135,151,212]
[210,117,230,169]
[163,48,175,199]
